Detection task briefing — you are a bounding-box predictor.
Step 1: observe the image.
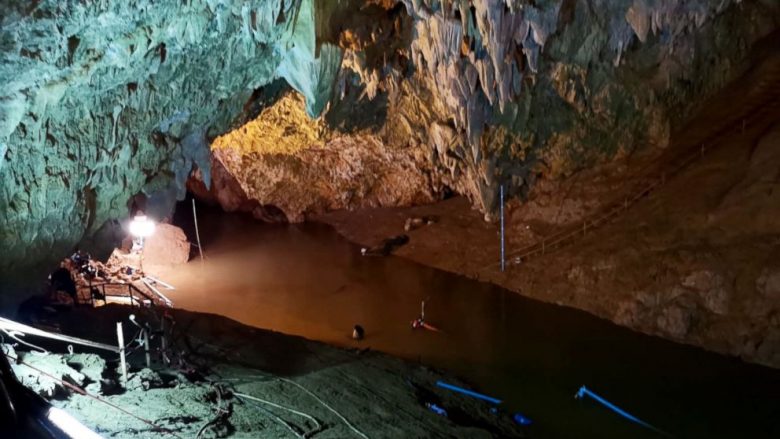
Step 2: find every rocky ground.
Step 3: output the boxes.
[5,305,525,438]
[317,52,780,369]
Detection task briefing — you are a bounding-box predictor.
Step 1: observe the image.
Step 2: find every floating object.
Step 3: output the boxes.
[426,403,447,417]
[436,381,502,404]
[513,412,532,426]
[411,300,441,332]
[410,319,441,332]
[575,386,671,437]
[352,325,364,340]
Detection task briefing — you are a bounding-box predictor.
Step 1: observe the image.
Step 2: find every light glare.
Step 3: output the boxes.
[129,215,155,238]
[47,407,103,439]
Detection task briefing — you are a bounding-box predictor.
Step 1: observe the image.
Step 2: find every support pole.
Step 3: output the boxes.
[192,198,204,263]
[116,323,128,385]
[160,318,169,365]
[143,330,151,368]
[500,184,505,272]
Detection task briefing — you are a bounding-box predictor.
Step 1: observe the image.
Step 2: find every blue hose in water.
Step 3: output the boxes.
[575,386,672,437]
[436,381,502,404]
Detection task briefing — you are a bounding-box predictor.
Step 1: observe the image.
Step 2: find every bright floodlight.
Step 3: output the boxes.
[129,214,155,238]
[47,407,103,439]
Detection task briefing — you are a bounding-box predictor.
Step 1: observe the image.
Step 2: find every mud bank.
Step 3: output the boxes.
[7,305,524,438]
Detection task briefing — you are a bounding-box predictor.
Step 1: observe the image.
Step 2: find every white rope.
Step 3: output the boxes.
[237,395,305,439]
[2,329,48,353]
[234,392,321,433]
[280,378,369,439]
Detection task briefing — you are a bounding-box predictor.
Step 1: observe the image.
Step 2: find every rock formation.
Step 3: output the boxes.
[0,0,341,276]
[190,0,780,222]
[192,92,440,221]
[2,0,778,273]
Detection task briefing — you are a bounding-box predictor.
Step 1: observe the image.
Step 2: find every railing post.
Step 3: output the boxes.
[116,322,128,386]
[160,318,169,365]
[143,329,151,368]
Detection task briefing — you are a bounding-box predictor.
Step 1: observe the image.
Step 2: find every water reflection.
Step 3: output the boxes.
[162,204,780,438]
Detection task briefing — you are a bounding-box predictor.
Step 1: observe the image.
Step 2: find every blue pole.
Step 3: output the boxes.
[436,381,502,404]
[500,184,505,272]
[575,386,672,437]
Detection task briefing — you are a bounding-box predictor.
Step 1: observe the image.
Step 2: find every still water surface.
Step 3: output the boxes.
[164,204,780,438]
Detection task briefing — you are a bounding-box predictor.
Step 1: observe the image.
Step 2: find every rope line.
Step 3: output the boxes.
[280,377,370,439]
[235,391,322,438]
[234,392,321,431]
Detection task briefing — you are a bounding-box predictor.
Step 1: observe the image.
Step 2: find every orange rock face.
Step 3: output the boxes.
[142,224,191,268]
[191,92,443,222]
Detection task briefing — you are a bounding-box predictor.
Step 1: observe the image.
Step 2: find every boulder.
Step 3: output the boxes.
[142,224,191,267]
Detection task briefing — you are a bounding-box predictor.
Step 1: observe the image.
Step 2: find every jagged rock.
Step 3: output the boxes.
[4,1,776,280]
[198,92,440,221]
[0,0,340,277]
[682,270,730,315]
[656,305,692,338]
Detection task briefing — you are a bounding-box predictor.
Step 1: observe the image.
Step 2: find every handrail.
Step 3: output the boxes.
[77,281,159,307]
[0,317,119,353]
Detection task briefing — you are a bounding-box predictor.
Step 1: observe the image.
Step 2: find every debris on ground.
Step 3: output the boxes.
[3,305,527,438]
[404,216,437,232]
[360,234,409,256]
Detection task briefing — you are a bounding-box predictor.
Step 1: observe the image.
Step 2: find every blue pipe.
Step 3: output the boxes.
[436,381,502,404]
[575,386,672,437]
